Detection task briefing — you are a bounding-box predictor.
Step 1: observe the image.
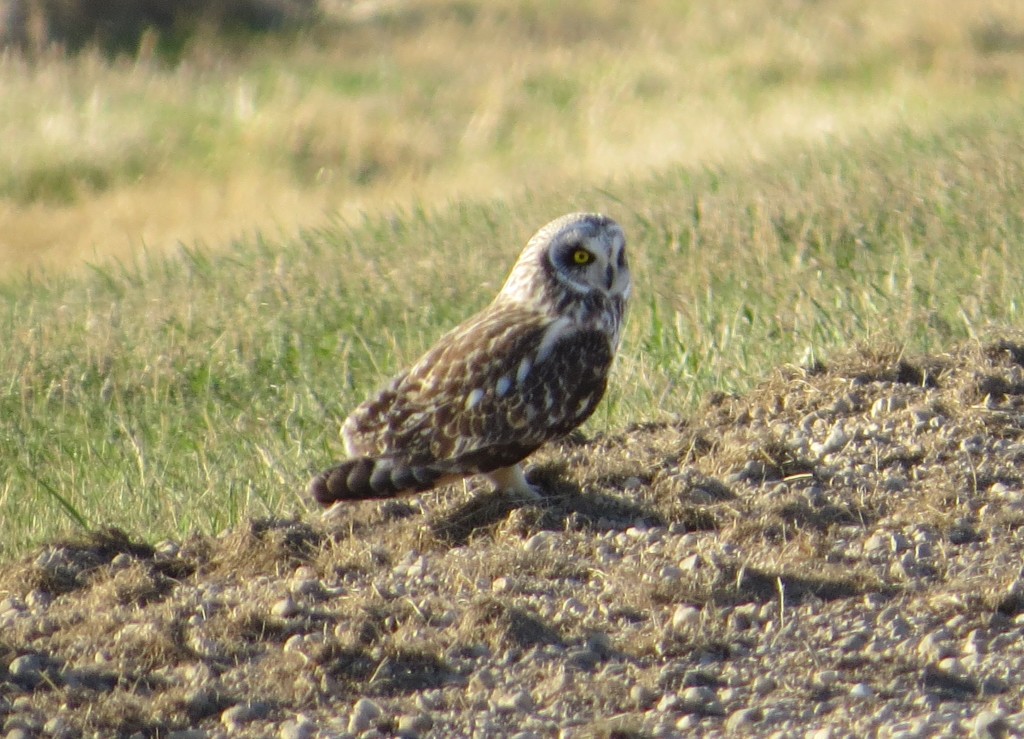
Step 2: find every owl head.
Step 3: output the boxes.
[498,213,631,312]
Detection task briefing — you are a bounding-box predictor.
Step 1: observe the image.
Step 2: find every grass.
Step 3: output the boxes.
[3,0,1024,559]
[5,106,1024,560]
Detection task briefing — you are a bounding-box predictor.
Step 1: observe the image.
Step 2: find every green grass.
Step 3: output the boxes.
[4,101,1024,560]
[3,0,1024,560]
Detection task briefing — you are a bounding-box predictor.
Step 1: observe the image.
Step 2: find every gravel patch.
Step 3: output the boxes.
[5,338,1024,736]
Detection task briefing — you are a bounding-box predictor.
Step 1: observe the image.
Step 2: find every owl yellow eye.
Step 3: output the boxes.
[572,249,592,265]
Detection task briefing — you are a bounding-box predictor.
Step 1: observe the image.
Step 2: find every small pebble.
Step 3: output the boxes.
[397,713,433,736]
[917,631,955,662]
[494,689,534,713]
[283,634,311,656]
[938,657,965,675]
[671,605,701,632]
[680,686,724,715]
[659,564,683,582]
[0,597,24,614]
[523,531,559,552]
[271,597,299,618]
[679,553,703,572]
[561,597,588,619]
[814,423,849,455]
[963,630,987,656]
[838,632,869,651]
[290,578,324,597]
[974,710,1010,739]
[24,590,51,609]
[8,654,43,687]
[111,552,134,568]
[870,395,908,417]
[890,532,912,552]
[42,717,73,739]
[849,683,874,699]
[565,646,600,671]
[657,693,681,712]
[815,670,840,687]
[630,684,657,708]
[675,714,701,731]
[222,702,270,730]
[415,691,443,711]
[279,716,316,739]
[348,698,382,734]
[468,669,497,697]
[725,707,763,732]
[154,540,180,557]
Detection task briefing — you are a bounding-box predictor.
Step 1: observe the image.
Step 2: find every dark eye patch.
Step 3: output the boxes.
[559,239,586,266]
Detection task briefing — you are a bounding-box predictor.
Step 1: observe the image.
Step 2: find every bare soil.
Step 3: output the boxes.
[5,337,1024,737]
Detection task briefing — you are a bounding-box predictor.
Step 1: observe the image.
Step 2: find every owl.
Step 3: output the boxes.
[309,212,630,506]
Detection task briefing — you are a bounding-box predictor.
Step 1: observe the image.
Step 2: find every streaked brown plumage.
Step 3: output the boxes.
[309,212,630,505]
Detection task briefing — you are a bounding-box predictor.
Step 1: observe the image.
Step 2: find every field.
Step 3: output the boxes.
[4,0,1024,735]
[3,0,1023,273]
[4,0,1024,557]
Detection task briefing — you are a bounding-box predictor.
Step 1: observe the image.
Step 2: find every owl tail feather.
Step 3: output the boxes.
[308,456,445,505]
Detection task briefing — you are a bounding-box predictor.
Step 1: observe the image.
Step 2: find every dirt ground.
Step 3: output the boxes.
[5,337,1024,737]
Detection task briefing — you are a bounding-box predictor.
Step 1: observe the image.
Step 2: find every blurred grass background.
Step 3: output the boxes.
[2,0,1024,559]
[4,0,1023,272]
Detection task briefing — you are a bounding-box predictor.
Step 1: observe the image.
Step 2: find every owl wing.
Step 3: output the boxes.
[342,303,614,476]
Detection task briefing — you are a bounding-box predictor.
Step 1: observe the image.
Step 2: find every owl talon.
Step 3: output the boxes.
[484,464,544,503]
[508,483,545,504]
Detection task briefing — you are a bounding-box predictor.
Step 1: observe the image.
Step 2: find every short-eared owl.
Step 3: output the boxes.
[309,212,630,505]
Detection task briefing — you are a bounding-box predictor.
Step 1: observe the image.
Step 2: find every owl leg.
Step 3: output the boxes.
[483,464,543,502]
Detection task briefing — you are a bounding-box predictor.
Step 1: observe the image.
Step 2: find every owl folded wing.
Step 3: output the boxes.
[344,305,614,477]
